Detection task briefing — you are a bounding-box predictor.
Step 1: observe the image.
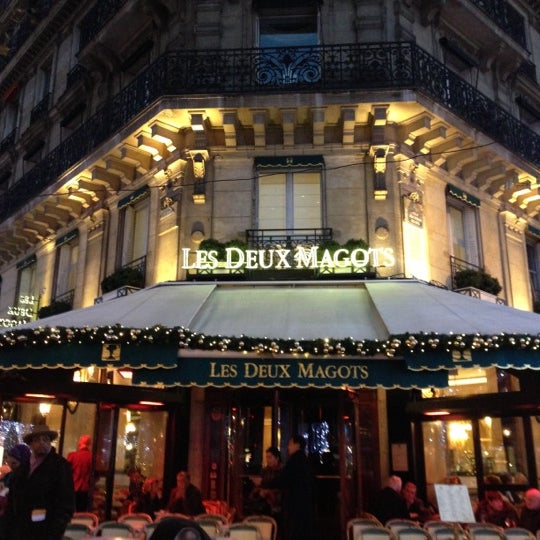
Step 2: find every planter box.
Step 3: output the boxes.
[455,286,506,305]
[94,286,141,304]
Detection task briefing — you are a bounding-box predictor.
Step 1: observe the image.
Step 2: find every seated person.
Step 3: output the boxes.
[518,489,540,533]
[167,471,206,517]
[475,491,518,528]
[134,476,164,519]
[401,481,438,523]
[248,446,283,516]
[372,475,409,525]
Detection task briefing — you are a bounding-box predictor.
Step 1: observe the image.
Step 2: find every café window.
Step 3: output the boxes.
[526,236,540,302]
[15,255,38,321]
[52,230,79,303]
[117,188,150,267]
[256,158,323,229]
[446,187,481,267]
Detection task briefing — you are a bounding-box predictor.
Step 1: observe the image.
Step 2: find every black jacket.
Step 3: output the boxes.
[6,448,75,540]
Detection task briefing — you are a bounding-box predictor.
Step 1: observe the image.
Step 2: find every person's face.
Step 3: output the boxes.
[177,471,189,487]
[5,455,20,470]
[525,492,540,510]
[266,452,279,468]
[488,497,504,510]
[287,438,300,456]
[29,434,52,457]
[402,483,416,504]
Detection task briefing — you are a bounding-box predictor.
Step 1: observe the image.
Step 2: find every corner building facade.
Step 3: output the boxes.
[2,0,540,537]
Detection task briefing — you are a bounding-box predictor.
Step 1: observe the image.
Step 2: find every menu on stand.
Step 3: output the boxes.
[434,484,476,523]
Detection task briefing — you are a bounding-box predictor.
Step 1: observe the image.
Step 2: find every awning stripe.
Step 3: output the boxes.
[16,254,36,270]
[118,186,149,209]
[254,155,324,169]
[0,343,178,370]
[133,356,449,389]
[446,184,480,207]
[55,229,79,247]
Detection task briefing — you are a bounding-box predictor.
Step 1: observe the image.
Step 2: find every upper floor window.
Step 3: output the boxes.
[117,187,150,267]
[255,156,323,230]
[15,255,38,322]
[53,230,79,301]
[526,233,540,303]
[257,4,319,48]
[446,185,481,267]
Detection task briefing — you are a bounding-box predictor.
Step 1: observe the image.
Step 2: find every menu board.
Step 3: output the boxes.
[434,484,476,523]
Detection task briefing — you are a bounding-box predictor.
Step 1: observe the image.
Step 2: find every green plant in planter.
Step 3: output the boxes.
[454,268,502,296]
[101,267,145,294]
[199,238,226,260]
[37,300,72,319]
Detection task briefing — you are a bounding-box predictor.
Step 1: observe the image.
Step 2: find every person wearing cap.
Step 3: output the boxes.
[5,424,75,540]
[67,434,93,511]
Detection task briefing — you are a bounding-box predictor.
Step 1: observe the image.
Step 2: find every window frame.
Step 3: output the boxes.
[446,197,482,267]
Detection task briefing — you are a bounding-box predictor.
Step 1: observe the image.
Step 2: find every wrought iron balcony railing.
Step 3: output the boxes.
[450,255,483,287]
[246,228,333,249]
[468,0,526,49]
[52,288,75,307]
[2,42,540,224]
[30,93,51,124]
[66,64,88,89]
[79,0,128,51]
[0,130,16,155]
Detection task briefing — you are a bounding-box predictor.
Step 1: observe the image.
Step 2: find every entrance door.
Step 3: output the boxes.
[94,404,168,520]
[203,388,363,540]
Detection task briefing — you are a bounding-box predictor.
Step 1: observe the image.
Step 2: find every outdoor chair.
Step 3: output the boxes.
[64,522,92,539]
[93,519,137,537]
[504,528,535,540]
[424,521,463,536]
[467,524,505,540]
[428,525,468,540]
[243,514,278,540]
[118,512,153,532]
[394,526,431,540]
[142,521,159,539]
[194,518,221,539]
[357,526,396,540]
[71,512,100,532]
[228,523,263,540]
[347,518,385,540]
[386,519,422,532]
[360,513,384,526]
[196,512,229,526]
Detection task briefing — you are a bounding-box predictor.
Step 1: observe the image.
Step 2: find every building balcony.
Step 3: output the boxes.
[1,41,540,224]
[30,93,51,124]
[0,130,15,155]
[246,228,333,249]
[419,0,527,76]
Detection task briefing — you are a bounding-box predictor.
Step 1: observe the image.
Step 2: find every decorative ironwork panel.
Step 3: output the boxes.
[30,93,51,124]
[79,0,128,51]
[0,130,15,155]
[468,0,526,48]
[246,228,333,249]
[52,288,75,307]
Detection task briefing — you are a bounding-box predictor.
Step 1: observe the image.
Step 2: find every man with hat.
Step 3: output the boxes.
[6,424,75,540]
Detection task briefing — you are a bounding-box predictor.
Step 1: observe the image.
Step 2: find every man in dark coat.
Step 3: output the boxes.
[6,424,75,540]
[373,475,409,525]
[278,435,316,540]
[167,470,206,516]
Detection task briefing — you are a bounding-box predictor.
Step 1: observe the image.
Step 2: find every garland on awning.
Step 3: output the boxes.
[0,325,539,361]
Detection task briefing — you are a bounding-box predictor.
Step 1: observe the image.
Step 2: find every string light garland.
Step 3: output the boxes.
[0,325,539,359]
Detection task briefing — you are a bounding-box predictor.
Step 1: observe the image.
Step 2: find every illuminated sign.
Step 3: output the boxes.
[0,295,37,327]
[181,246,395,271]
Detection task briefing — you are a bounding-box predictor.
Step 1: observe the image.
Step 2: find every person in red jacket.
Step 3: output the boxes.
[67,435,93,511]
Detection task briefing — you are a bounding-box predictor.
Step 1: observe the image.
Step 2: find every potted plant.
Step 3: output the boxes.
[101,267,145,294]
[37,299,72,319]
[453,268,502,296]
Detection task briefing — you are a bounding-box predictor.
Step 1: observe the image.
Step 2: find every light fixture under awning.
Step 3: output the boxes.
[133,355,449,389]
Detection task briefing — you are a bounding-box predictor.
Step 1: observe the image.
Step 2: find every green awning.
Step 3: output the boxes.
[0,342,177,370]
[133,355,448,389]
[118,186,149,209]
[254,155,324,169]
[406,348,540,371]
[446,184,480,207]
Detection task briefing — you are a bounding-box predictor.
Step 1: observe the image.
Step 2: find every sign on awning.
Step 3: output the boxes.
[133,355,448,389]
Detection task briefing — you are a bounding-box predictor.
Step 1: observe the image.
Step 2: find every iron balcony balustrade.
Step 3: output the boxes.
[450,255,484,289]
[467,0,526,49]
[30,93,51,124]
[0,130,16,155]
[79,0,128,51]
[246,228,333,249]
[3,41,540,224]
